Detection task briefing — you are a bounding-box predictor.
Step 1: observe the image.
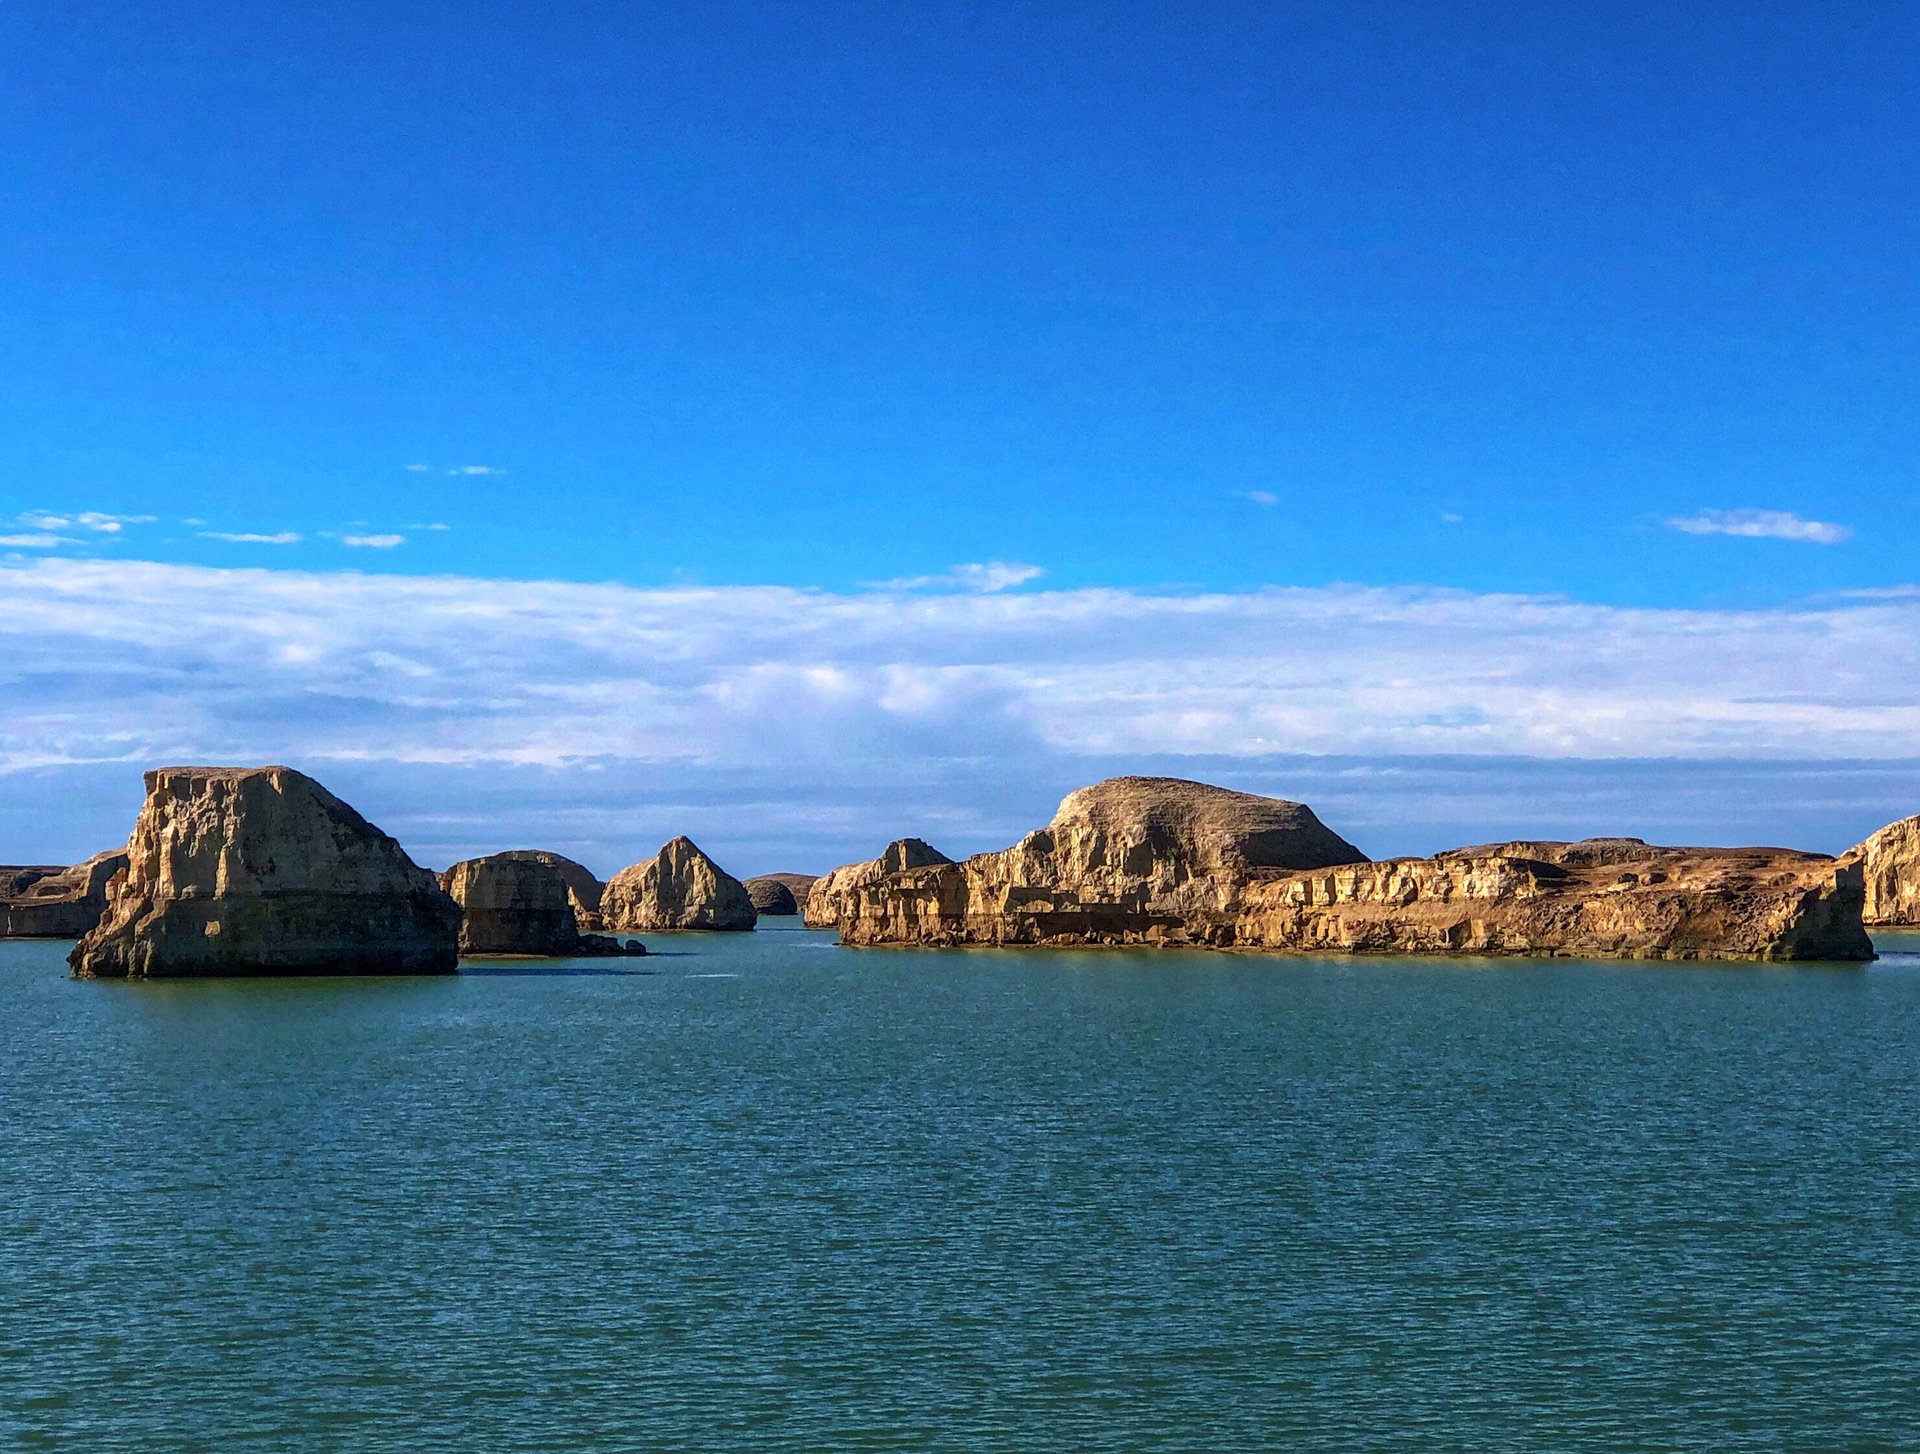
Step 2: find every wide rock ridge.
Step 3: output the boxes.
[70,766,463,978]
[1842,814,1920,926]
[826,778,1873,962]
[603,836,756,932]
[1,850,128,938]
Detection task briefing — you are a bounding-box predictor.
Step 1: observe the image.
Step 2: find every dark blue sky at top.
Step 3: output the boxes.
[1,0,1913,605]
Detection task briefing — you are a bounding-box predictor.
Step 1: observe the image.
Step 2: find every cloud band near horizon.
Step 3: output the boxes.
[1,558,1917,777]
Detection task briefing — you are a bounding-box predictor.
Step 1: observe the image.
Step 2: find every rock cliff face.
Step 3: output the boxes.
[602,836,756,932]
[806,839,953,928]
[1,850,129,938]
[70,767,462,978]
[827,778,1872,962]
[1843,815,1920,926]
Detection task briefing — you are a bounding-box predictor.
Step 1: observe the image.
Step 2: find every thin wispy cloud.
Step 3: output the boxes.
[451,465,502,476]
[343,534,406,549]
[1247,491,1279,506]
[200,531,303,545]
[1668,508,1852,545]
[0,534,70,549]
[873,561,1045,593]
[2,559,1920,783]
[405,464,432,473]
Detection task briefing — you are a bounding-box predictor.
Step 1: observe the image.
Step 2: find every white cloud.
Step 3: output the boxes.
[874,561,1044,593]
[1247,491,1279,506]
[0,534,70,549]
[20,511,153,534]
[2,559,1920,787]
[201,532,303,545]
[1668,509,1852,545]
[450,465,502,476]
[405,464,432,473]
[342,534,406,549]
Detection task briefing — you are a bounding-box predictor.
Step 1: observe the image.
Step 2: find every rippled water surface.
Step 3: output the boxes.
[5,925,1920,1451]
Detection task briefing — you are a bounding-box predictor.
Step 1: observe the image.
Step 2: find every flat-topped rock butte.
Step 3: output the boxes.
[70,766,462,978]
[815,776,1874,962]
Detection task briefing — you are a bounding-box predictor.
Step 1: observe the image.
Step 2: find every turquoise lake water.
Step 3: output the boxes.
[5,924,1920,1451]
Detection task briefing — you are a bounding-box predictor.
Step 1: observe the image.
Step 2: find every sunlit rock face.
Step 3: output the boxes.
[70,766,460,978]
[602,836,756,932]
[1843,815,1920,926]
[1,850,128,938]
[825,777,1872,963]
[804,840,952,929]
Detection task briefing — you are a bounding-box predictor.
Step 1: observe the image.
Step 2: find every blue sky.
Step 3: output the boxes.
[2,2,1917,872]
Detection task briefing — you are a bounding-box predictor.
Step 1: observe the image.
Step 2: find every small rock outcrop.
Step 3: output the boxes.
[70,766,462,978]
[825,777,1872,962]
[602,836,756,932]
[745,875,814,915]
[805,839,952,928]
[1843,815,1920,925]
[1,850,129,938]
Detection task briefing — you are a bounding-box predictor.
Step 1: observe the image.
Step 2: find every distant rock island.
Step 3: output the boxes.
[439,851,644,957]
[603,835,757,931]
[69,766,462,978]
[813,776,1875,962]
[745,874,811,915]
[1,850,127,938]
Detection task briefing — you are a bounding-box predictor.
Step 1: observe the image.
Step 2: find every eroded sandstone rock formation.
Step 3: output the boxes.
[746,873,818,916]
[805,839,953,928]
[825,777,1872,962]
[440,851,644,957]
[1,850,129,938]
[70,767,462,978]
[603,836,756,931]
[1843,815,1920,926]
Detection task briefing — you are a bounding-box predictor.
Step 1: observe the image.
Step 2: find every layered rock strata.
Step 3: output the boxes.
[826,778,1872,962]
[603,836,756,932]
[1843,815,1920,926]
[70,767,462,978]
[805,839,953,929]
[1,850,129,938]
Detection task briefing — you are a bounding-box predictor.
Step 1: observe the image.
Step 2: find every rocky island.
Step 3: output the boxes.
[745,874,816,916]
[70,766,463,978]
[2,850,128,938]
[814,776,1874,962]
[602,836,757,932]
[439,851,644,957]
